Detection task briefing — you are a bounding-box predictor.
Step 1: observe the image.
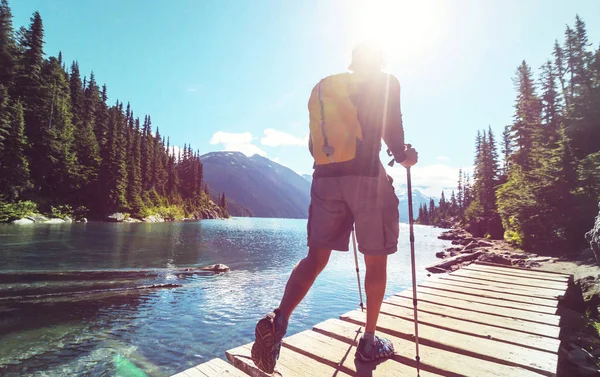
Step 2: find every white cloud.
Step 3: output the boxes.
[187,87,198,92]
[209,131,266,157]
[385,163,474,198]
[273,157,280,163]
[437,156,449,161]
[261,128,307,147]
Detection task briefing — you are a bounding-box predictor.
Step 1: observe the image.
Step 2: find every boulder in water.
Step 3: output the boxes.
[26,214,49,223]
[584,202,600,265]
[202,264,230,272]
[143,215,164,223]
[45,218,65,224]
[106,213,127,222]
[12,218,34,225]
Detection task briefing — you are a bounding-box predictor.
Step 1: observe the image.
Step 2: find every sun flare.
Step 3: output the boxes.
[347,0,441,67]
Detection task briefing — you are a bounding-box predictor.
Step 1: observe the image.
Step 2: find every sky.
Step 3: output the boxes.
[11,0,600,197]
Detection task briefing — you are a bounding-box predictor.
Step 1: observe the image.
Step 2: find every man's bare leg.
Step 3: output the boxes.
[278,247,332,323]
[364,254,387,334]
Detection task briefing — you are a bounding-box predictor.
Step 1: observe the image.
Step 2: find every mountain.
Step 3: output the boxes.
[395,185,437,222]
[201,152,311,218]
[302,174,313,185]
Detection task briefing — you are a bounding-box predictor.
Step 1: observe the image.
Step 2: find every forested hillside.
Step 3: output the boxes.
[419,15,600,253]
[0,1,226,221]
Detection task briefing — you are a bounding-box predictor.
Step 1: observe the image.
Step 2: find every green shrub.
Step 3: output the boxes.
[49,204,74,220]
[139,204,185,220]
[0,200,38,222]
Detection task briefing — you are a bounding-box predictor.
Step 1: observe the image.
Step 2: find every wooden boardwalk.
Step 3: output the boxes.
[172,262,572,377]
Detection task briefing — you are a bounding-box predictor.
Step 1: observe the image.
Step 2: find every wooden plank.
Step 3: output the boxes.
[340,310,557,376]
[283,330,442,377]
[396,289,561,326]
[194,358,250,377]
[226,342,353,377]
[451,269,568,291]
[387,295,560,339]
[314,318,547,377]
[437,275,564,300]
[464,264,570,283]
[474,261,572,277]
[425,279,560,311]
[376,301,559,353]
[180,365,207,377]
[171,373,189,377]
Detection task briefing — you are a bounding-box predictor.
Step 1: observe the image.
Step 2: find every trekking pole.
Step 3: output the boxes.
[406,166,421,373]
[351,229,365,312]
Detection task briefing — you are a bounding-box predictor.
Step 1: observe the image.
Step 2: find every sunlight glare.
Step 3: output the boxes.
[347,0,442,68]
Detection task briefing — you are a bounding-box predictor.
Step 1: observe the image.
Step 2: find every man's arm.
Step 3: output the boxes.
[382,74,406,162]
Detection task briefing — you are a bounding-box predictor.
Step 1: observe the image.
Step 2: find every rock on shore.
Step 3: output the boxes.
[428,228,559,273]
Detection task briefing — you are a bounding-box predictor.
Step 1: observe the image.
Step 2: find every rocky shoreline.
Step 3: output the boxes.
[432,226,600,376]
[9,208,228,225]
[428,228,559,273]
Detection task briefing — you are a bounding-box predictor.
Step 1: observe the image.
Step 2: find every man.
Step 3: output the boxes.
[251,42,418,373]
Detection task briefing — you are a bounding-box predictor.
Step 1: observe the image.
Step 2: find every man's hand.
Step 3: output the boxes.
[400,145,418,167]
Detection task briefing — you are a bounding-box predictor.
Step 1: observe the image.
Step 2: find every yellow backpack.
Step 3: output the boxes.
[308,73,364,165]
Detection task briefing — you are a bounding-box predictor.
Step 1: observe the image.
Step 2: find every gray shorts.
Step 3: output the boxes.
[307,168,400,255]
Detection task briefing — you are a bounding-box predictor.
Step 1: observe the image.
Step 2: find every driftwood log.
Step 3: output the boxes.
[0,264,231,283]
[425,251,483,273]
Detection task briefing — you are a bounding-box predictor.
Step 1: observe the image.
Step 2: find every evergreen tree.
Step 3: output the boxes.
[127,117,143,213]
[0,0,17,89]
[220,193,227,209]
[553,40,569,108]
[457,168,463,211]
[0,85,9,154]
[539,61,561,144]
[501,125,512,176]
[450,190,457,215]
[99,102,127,212]
[141,115,154,193]
[152,127,167,195]
[30,56,78,203]
[71,62,100,186]
[511,61,541,168]
[0,99,31,201]
[93,83,109,150]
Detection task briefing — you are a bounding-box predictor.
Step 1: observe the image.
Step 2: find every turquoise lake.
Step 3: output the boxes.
[0,218,449,377]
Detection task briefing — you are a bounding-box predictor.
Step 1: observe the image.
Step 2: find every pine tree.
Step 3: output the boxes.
[553,40,569,108]
[152,127,166,195]
[457,168,463,212]
[71,62,100,186]
[0,0,17,89]
[29,56,78,203]
[99,102,127,212]
[0,85,9,154]
[0,99,31,201]
[539,61,561,145]
[511,61,542,168]
[220,192,227,209]
[500,125,512,177]
[450,190,457,215]
[16,12,45,157]
[141,115,154,193]
[127,117,143,213]
[93,83,109,150]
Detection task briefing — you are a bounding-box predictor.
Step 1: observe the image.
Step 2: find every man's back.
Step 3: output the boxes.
[308,71,405,178]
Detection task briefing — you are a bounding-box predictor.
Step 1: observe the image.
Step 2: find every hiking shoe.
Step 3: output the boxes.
[355,335,395,362]
[251,308,286,373]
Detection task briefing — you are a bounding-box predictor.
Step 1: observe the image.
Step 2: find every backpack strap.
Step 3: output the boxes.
[318,79,335,163]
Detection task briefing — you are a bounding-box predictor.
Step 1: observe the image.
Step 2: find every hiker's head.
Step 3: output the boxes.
[349,41,386,73]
